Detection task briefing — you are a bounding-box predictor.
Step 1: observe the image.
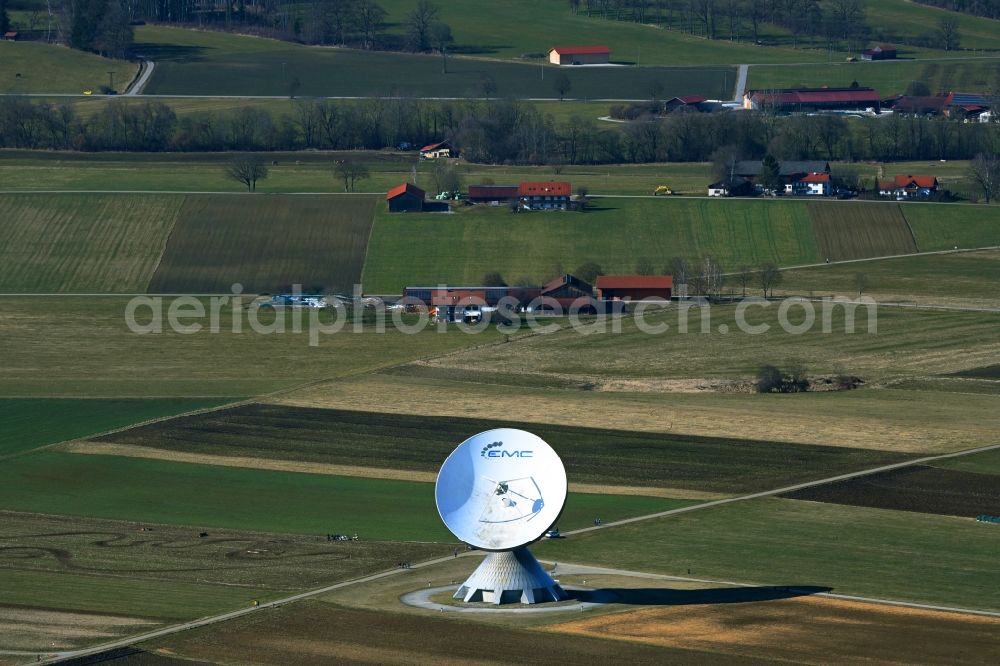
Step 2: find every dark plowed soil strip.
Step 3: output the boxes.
[782,465,1000,517]
[91,403,913,495]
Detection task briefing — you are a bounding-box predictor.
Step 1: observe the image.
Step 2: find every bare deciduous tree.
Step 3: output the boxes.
[334,159,370,192]
[406,0,439,51]
[226,155,268,192]
[967,153,1000,203]
[757,262,782,297]
[553,72,572,101]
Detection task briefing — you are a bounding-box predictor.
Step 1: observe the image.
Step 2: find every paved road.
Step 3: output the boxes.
[19,440,999,663]
[124,59,155,96]
[733,64,748,101]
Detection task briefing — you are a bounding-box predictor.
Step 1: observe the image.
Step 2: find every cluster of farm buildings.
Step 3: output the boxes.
[387,177,573,213]
[709,160,940,199]
[404,274,673,323]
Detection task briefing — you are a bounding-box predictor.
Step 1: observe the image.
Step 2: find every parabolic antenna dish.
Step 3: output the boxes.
[435,428,567,551]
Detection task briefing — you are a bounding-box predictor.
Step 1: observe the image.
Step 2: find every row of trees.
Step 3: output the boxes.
[2,97,999,175]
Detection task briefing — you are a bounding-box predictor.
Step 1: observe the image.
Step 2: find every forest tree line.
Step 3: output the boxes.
[1,96,998,167]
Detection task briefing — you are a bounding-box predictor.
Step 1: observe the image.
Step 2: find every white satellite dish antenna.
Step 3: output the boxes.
[436,428,568,605]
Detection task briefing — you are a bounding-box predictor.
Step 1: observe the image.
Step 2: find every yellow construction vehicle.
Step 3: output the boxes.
[653,185,673,196]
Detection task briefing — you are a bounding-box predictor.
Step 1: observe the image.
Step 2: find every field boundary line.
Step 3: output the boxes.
[560,442,1000,537]
[897,203,920,252]
[142,196,186,293]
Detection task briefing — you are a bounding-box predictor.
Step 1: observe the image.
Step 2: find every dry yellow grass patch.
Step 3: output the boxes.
[269,375,998,453]
[61,441,439,483]
[543,595,1000,665]
[0,606,158,651]
[62,442,718,499]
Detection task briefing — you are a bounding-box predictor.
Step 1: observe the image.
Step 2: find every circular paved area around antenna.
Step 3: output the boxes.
[400,585,618,613]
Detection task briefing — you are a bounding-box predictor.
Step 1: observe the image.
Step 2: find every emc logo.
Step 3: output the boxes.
[481,441,533,458]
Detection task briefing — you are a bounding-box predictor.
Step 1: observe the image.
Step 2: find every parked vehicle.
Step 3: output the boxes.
[653,185,674,196]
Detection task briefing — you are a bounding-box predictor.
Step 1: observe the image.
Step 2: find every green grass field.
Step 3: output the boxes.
[0,451,688,540]
[362,197,820,292]
[865,0,1000,52]
[136,26,734,99]
[533,497,1000,611]
[748,57,1000,96]
[147,194,375,293]
[778,249,1000,307]
[0,297,515,397]
[904,204,1000,251]
[0,398,229,457]
[0,41,136,94]
[91,403,912,495]
[0,193,180,292]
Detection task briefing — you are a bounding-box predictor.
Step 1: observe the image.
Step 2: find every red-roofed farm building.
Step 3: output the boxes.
[386,183,425,212]
[743,87,881,113]
[549,46,611,65]
[596,276,673,301]
[519,181,571,210]
[878,175,939,199]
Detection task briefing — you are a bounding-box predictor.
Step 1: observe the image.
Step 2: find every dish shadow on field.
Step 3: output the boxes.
[586,585,831,606]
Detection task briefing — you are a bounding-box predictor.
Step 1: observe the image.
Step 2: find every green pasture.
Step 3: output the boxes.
[0,398,229,457]
[0,296,514,398]
[778,249,1000,306]
[904,204,1000,251]
[0,451,689,540]
[865,0,1000,53]
[533,497,1000,611]
[93,403,912,495]
[362,197,820,292]
[748,57,1000,96]
[0,41,136,94]
[135,26,734,99]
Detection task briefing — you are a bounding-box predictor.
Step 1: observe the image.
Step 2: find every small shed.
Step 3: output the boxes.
[548,46,610,66]
[419,141,454,159]
[596,276,673,301]
[3,32,18,41]
[862,45,896,61]
[386,183,426,213]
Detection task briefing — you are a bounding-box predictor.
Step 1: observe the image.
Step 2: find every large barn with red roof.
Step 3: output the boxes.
[548,45,610,65]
